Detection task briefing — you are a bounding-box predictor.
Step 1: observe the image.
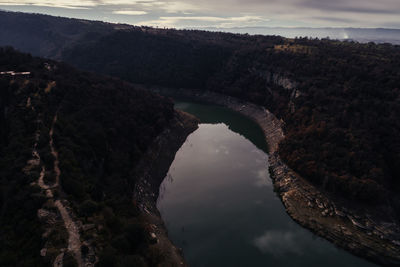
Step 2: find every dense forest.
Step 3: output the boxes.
[0,48,44,266]
[0,11,120,58]
[209,38,400,206]
[62,30,233,89]
[0,47,181,266]
[60,25,400,215]
[1,10,400,260]
[2,10,399,215]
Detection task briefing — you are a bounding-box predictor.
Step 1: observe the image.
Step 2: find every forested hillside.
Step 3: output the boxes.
[0,11,128,58]
[62,30,233,88]
[0,47,187,266]
[61,27,400,216]
[1,10,400,222]
[210,38,400,206]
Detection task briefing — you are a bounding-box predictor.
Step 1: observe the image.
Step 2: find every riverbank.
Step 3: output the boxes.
[150,87,400,266]
[133,110,199,267]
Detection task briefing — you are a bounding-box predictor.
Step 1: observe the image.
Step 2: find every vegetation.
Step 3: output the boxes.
[0,10,118,58]
[61,27,400,215]
[0,47,46,266]
[268,39,400,206]
[63,30,233,89]
[207,38,400,209]
[0,47,176,266]
[1,11,400,264]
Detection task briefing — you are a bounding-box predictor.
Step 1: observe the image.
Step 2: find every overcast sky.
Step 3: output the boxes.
[1,0,399,29]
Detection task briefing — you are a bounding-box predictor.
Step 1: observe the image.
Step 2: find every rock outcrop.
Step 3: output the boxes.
[134,110,199,267]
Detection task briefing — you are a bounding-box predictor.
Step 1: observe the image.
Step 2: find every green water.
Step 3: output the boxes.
[174,101,268,152]
[157,101,376,267]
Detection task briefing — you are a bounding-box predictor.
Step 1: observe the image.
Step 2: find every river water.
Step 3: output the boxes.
[157,101,376,267]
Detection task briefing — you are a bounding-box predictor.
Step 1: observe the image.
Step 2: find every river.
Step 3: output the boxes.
[157,101,376,267]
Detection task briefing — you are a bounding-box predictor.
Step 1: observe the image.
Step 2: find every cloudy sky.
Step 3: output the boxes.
[0,0,399,29]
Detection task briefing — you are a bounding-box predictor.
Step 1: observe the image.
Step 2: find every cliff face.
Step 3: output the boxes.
[133,110,198,267]
[264,71,301,100]
[248,68,301,113]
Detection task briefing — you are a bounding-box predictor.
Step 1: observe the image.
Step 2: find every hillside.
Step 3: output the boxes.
[0,47,197,267]
[62,21,400,217]
[0,11,131,58]
[1,10,399,217]
[203,27,400,45]
[1,10,400,264]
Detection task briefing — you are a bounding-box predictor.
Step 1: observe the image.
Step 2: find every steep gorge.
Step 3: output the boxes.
[1,11,400,266]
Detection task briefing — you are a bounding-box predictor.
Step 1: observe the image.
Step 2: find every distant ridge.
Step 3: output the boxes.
[197,26,400,44]
[0,9,399,45]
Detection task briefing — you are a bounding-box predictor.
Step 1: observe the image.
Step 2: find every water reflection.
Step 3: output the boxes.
[253,230,305,256]
[157,101,376,267]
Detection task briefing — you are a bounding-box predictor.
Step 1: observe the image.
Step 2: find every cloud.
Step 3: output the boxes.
[100,0,158,5]
[0,0,96,9]
[312,16,357,24]
[254,169,271,187]
[138,15,270,27]
[253,230,304,256]
[301,0,400,14]
[0,0,161,9]
[157,15,268,22]
[112,10,147,15]
[0,0,399,28]
[161,1,201,13]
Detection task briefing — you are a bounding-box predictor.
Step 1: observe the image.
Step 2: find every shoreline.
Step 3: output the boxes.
[133,110,199,267]
[150,87,400,266]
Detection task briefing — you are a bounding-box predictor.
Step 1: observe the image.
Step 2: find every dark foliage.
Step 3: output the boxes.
[61,25,400,213]
[0,47,175,266]
[0,47,46,266]
[0,10,117,58]
[1,12,400,262]
[62,30,233,88]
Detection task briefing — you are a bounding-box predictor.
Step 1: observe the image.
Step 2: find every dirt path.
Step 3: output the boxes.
[49,114,84,267]
[53,253,64,267]
[37,165,54,198]
[53,200,83,267]
[28,112,85,267]
[49,114,60,186]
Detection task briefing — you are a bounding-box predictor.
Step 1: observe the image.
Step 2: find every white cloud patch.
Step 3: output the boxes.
[254,169,271,187]
[0,0,96,9]
[112,10,147,15]
[253,230,304,256]
[100,0,157,5]
[138,15,270,28]
[161,1,201,13]
[0,0,399,28]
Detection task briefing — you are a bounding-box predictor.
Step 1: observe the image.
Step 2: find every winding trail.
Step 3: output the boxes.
[49,115,60,186]
[53,200,82,267]
[27,112,85,267]
[49,114,83,267]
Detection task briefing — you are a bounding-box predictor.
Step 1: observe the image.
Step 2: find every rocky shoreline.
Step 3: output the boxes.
[133,110,199,267]
[151,87,400,266]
